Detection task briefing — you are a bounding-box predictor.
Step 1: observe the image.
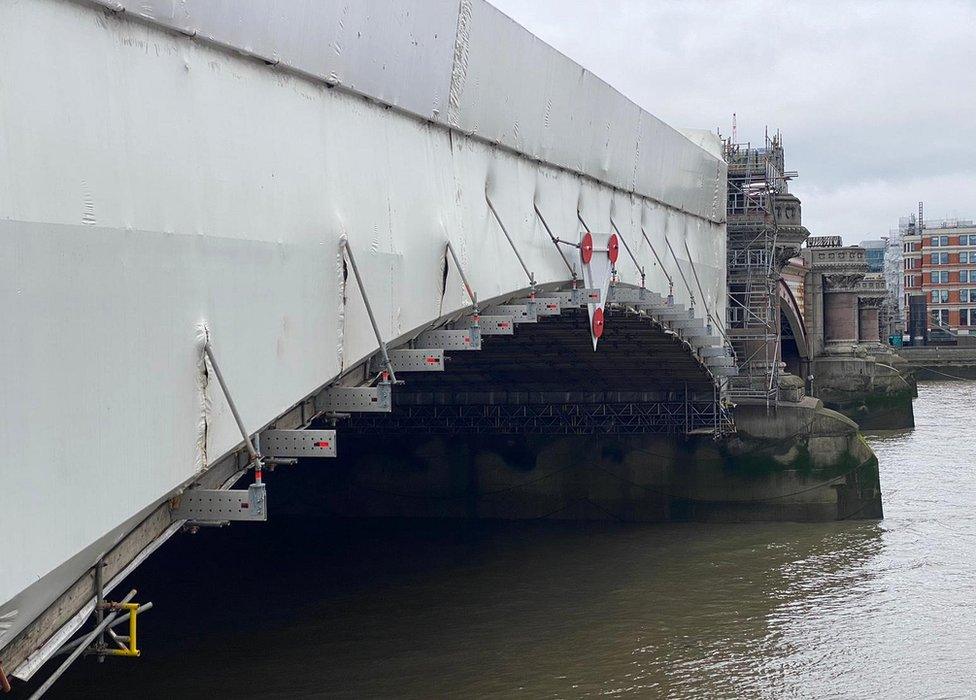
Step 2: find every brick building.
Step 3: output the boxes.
[912,219,976,334]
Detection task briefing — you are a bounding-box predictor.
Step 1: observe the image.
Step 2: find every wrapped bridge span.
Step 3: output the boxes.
[0,0,729,681]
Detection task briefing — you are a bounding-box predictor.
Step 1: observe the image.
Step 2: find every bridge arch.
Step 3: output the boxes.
[779,279,810,378]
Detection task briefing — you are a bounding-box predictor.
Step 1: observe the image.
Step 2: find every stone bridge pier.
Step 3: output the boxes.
[803,241,915,429]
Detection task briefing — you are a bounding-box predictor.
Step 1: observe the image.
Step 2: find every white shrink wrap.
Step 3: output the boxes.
[0,0,726,660]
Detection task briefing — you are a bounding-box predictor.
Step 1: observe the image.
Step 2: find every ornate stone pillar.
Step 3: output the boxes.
[855,273,887,346]
[858,301,881,343]
[823,272,865,349]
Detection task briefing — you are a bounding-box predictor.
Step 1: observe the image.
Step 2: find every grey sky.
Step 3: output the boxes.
[490,0,976,243]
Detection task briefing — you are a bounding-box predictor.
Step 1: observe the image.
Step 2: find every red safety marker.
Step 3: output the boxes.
[607,234,619,264]
[314,441,331,448]
[591,307,605,339]
[581,232,594,264]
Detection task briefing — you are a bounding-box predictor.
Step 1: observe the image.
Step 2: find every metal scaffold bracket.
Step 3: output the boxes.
[517,297,561,316]
[606,287,662,306]
[652,305,691,320]
[698,346,729,358]
[262,429,337,458]
[315,381,393,413]
[484,304,537,323]
[416,328,482,350]
[551,288,601,307]
[473,315,514,335]
[173,483,267,523]
[387,348,445,372]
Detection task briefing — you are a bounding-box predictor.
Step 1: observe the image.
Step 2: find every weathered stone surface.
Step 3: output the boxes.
[811,355,915,430]
[276,398,881,523]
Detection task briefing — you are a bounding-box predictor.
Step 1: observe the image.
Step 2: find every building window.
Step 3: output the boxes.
[962,252,970,264]
[931,309,950,326]
[961,309,973,326]
[942,235,950,246]
[942,252,950,264]
[932,290,949,303]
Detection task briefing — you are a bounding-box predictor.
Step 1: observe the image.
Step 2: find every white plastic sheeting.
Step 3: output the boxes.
[0,0,726,653]
[88,0,726,223]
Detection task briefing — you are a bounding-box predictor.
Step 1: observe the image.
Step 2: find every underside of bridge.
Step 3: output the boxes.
[345,308,720,436]
[260,304,880,524]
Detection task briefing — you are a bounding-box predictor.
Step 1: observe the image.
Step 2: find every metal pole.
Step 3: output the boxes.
[94,560,104,663]
[608,217,645,286]
[533,204,577,279]
[486,195,535,288]
[341,240,399,383]
[203,342,264,482]
[638,223,674,289]
[445,242,478,310]
[29,590,138,700]
[52,604,155,658]
[664,231,696,307]
[684,383,689,434]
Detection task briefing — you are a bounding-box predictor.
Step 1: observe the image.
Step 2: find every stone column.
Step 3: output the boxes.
[825,291,859,343]
[822,270,866,350]
[858,304,880,343]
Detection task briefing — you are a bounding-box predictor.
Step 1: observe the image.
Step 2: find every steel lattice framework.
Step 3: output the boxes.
[342,399,731,436]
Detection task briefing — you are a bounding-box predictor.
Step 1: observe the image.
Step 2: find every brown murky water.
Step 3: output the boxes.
[37,381,976,698]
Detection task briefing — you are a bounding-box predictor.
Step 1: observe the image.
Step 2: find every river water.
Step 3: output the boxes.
[41,381,976,698]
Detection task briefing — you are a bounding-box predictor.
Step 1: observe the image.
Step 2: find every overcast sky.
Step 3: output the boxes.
[490,0,976,243]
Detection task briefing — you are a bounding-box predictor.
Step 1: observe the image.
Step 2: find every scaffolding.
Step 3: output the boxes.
[722,132,795,407]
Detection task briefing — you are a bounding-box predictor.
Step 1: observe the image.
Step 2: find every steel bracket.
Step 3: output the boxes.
[316,381,392,413]
[607,287,662,306]
[173,483,268,522]
[416,327,482,350]
[474,315,514,335]
[449,315,514,335]
[378,348,446,373]
[517,297,561,316]
[262,429,337,458]
[551,288,601,307]
[651,306,691,320]
[484,304,537,323]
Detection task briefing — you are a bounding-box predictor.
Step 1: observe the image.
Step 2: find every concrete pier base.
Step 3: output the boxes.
[277,399,881,523]
[812,351,915,429]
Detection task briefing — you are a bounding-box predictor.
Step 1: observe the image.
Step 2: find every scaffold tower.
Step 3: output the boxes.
[723,131,807,407]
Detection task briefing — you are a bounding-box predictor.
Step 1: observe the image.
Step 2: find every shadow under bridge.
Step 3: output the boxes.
[330,294,733,439]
